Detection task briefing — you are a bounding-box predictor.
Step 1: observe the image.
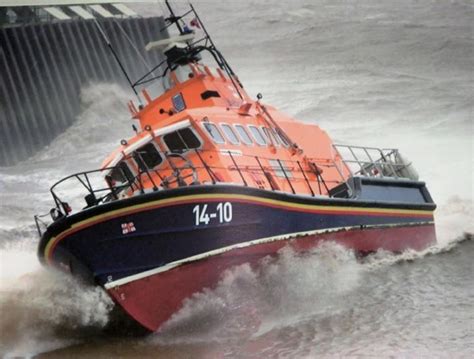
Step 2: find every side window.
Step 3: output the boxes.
[234,124,253,145]
[178,128,201,148]
[269,159,293,178]
[133,142,163,170]
[220,124,240,145]
[163,128,201,153]
[110,161,135,184]
[248,125,268,146]
[259,127,271,145]
[274,128,290,147]
[262,127,279,146]
[203,122,225,144]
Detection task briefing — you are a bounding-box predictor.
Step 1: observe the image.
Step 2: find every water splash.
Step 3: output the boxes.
[155,243,362,344]
[0,266,114,358]
[0,234,114,357]
[155,231,472,347]
[35,83,131,166]
[361,232,472,270]
[435,195,474,244]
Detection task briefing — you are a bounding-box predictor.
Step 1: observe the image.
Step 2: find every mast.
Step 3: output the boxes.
[164,0,184,34]
[133,0,244,100]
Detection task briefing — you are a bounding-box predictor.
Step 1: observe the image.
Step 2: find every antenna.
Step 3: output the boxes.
[92,18,143,105]
[132,1,245,100]
[165,0,185,34]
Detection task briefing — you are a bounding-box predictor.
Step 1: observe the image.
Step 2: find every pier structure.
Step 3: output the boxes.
[0,1,167,166]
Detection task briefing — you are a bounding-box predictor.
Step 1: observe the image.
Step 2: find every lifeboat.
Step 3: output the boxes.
[35,1,436,333]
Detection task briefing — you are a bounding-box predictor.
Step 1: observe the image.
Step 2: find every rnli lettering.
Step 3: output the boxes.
[193,202,233,226]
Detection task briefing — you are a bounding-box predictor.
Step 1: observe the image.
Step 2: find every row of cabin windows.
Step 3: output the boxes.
[203,122,290,148]
[109,123,293,186]
[133,128,201,169]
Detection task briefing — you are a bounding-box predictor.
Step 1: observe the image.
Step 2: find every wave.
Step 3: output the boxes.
[155,243,362,345]
[0,267,113,358]
[0,233,470,356]
[361,232,472,270]
[154,234,471,346]
[33,83,131,167]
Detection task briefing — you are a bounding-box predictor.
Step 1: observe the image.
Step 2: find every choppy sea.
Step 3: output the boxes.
[1,1,472,357]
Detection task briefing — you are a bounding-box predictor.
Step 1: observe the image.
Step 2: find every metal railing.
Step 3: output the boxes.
[34,145,420,238]
[333,144,409,179]
[34,165,137,237]
[35,149,349,229]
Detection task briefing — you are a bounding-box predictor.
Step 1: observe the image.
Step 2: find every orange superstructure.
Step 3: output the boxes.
[102,59,351,200]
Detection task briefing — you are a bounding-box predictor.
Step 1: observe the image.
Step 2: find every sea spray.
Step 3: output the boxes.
[0,231,113,358]
[35,83,131,165]
[0,267,114,357]
[155,232,472,347]
[156,242,362,344]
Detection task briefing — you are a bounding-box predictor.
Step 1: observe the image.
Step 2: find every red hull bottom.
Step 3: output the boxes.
[107,224,436,332]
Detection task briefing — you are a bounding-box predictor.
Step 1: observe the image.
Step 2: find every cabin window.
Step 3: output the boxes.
[274,129,290,147]
[262,127,280,146]
[220,124,240,145]
[133,142,163,170]
[203,122,225,144]
[270,128,282,146]
[269,159,293,178]
[259,127,272,145]
[234,125,253,145]
[163,127,201,153]
[248,125,267,146]
[110,161,135,184]
[172,93,186,112]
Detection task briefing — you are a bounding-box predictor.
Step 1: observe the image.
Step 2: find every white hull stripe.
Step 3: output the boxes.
[103,221,433,289]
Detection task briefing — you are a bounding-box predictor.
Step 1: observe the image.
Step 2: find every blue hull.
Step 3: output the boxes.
[38,181,436,287]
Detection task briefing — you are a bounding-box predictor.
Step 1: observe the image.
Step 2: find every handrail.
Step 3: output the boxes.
[36,144,421,236]
[44,149,349,219]
[49,166,134,215]
[34,212,51,238]
[333,144,408,179]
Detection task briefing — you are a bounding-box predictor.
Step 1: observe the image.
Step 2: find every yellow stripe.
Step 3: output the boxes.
[44,192,434,260]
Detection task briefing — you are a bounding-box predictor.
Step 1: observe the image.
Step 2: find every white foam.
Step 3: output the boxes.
[155,243,362,344]
[0,264,114,357]
[0,84,127,356]
[0,239,112,357]
[155,233,471,346]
